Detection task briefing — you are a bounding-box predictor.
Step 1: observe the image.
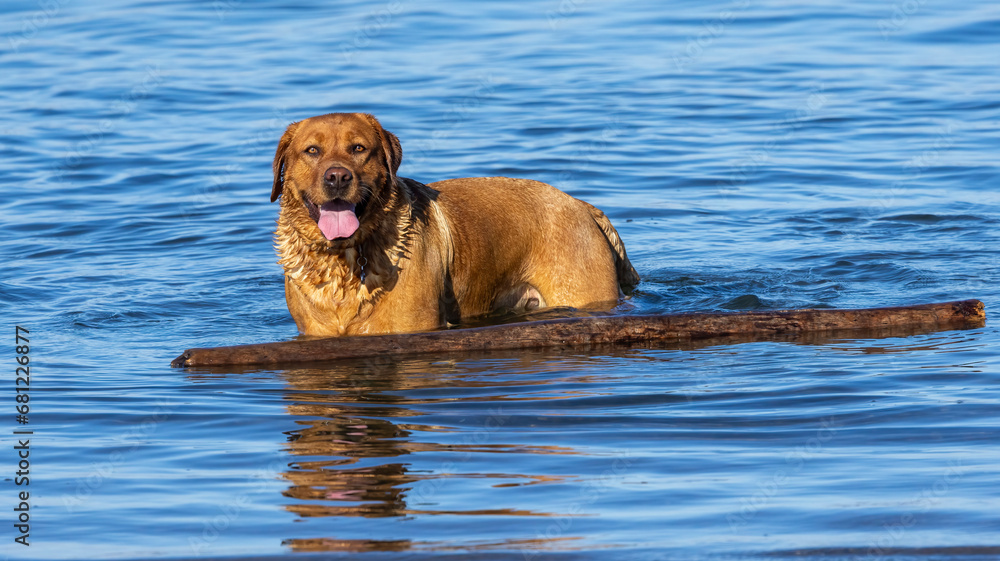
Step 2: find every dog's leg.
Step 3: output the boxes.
[494,283,547,313]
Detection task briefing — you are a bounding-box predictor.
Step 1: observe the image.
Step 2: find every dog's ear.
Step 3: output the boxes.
[271,121,300,202]
[364,114,402,181]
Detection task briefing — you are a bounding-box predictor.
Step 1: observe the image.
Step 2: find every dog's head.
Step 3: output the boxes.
[271,113,403,248]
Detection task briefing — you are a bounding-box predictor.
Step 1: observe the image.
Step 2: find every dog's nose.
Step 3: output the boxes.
[324,166,353,187]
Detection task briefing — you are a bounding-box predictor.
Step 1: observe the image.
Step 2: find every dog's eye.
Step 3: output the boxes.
[305,146,320,155]
[352,144,366,153]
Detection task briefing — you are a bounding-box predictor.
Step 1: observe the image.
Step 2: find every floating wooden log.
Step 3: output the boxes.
[171,299,985,368]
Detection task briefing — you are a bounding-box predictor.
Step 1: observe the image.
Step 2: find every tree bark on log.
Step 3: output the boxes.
[171,299,985,368]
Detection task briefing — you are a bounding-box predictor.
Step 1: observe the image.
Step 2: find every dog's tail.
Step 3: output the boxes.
[583,202,640,290]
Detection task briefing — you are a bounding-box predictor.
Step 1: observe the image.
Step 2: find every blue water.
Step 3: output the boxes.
[2,1,999,559]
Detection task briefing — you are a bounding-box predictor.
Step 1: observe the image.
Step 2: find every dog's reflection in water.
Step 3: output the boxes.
[274,349,615,553]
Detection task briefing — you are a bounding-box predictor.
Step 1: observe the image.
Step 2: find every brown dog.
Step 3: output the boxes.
[271,113,639,336]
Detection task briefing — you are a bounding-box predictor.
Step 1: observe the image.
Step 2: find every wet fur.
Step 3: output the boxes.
[272,113,639,336]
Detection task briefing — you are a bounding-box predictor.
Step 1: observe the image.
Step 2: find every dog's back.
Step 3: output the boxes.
[429,177,639,316]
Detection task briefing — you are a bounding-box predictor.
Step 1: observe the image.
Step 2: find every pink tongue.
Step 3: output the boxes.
[317,201,359,240]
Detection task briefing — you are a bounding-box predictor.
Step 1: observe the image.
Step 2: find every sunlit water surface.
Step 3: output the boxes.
[2,1,999,560]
